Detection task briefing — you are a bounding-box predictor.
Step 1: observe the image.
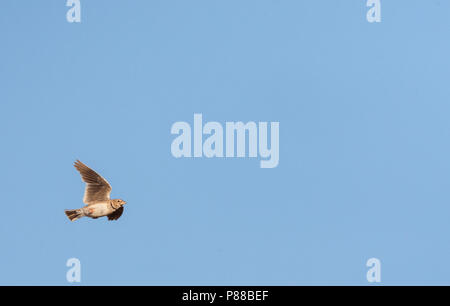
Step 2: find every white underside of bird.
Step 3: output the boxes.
[82,202,114,218]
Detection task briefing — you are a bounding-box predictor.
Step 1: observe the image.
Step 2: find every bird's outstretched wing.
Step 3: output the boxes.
[108,206,124,221]
[74,160,112,204]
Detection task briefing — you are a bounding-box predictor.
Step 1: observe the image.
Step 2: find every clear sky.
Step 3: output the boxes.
[1,0,450,285]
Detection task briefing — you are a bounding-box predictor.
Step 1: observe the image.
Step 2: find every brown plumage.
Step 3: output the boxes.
[65,160,127,222]
[74,160,112,204]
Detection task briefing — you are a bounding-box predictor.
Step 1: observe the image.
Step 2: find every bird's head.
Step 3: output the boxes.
[111,199,127,208]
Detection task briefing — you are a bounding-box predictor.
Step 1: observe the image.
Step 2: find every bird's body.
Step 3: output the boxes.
[65,160,126,222]
[83,201,115,218]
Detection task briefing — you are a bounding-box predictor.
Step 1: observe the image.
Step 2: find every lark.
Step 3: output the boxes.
[65,160,126,222]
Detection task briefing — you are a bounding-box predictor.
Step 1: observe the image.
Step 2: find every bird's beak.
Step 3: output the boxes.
[123,201,127,205]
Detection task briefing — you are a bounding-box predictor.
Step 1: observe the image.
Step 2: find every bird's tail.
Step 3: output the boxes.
[65,209,84,222]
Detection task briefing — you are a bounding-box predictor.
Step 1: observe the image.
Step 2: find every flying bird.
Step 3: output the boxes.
[65,160,126,222]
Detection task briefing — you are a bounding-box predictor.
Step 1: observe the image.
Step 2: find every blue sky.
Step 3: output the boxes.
[1,0,450,285]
